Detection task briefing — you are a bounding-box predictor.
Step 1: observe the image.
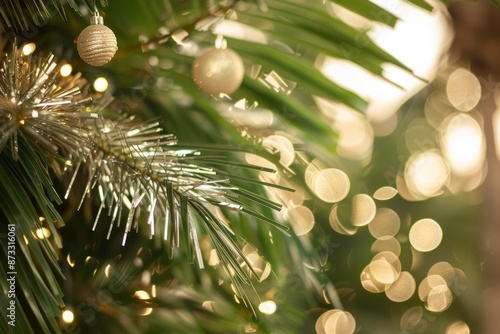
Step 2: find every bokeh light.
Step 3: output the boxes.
[60,64,73,77]
[418,275,447,302]
[409,218,443,252]
[309,168,350,203]
[22,43,36,56]
[428,262,456,286]
[305,159,325,189]
[258,301,277,315]
[361,264,387,293]
[35,227,51,239]
[405,150,449,198]
[369,258,399,285]
[329,206,358,236]
[335,114,373,161]
[316,99,374,161]
[492,107,500,162]
[263,174,305,207]
[371,237,401,257]
[62,309,74,323]
[104,264,111,278]
[400,306,424,332]
[441,113,484,176]
[93,77,109,92]
[371,251,402,284]
[385,271,416,302]
[133,290,150,300]
[262,135,295,167]
[202,301,217,313]
[368,208,400,239]
[316,309,356,334]
[242,245,272,281]
[283,205,315,236]
[361,250,404,295]
[373,186,398,201]
[133,290,153,316]
[351,194,376,227]
[245,153,276,170]
[446,68,481,112]
[446,321,470,334]
[66,254,75,268]
[427,284,452,312]
[208,249,220,267]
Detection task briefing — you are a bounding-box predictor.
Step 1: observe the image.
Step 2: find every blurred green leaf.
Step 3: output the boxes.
[405,0,435,11]
[333,0,401,26]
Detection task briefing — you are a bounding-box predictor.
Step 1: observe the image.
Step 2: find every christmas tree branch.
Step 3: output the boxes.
[69,111,291,302]
[0,0,108,31]
[0,41,294,330]
[117,0,244,55]
[0,139,66,333]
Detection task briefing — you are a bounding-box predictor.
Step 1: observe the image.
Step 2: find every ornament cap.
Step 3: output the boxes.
[90,12,104,25]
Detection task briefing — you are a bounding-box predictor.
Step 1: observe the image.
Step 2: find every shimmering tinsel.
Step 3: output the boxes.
[0,43,96,160]
[0,43,290,310]
[65,112,290,303]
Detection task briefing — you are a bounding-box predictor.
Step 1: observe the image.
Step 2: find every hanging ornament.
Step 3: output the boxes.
[77,11,117,66]
[192,47,244,95]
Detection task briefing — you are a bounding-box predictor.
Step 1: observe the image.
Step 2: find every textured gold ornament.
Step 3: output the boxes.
[192,47,244,95]
[77,13,117,66]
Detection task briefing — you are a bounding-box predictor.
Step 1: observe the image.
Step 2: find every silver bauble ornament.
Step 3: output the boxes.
[192,47,244,95]
[77,13,117,66]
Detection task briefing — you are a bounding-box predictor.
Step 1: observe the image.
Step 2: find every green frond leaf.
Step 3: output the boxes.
[333,0,401,26]
[0,151,65,333]
[405,0,435,11]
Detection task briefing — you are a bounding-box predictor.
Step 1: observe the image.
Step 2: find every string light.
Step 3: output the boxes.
[62,310,74,323]
[35,228,51,239]
[93,77,109,92]
[258,301,277,315]
[22,43,36,56]
[60,64,73,77]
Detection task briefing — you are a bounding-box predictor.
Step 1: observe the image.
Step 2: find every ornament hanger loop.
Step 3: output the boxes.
[89,0,102,25]
[90,8,103,25]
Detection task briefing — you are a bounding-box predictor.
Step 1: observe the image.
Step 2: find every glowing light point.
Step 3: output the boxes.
[62,310,74,323]
[60,64,73,77]
[446,321,470,334]
[133,290,150,300]
[35,227,51,239]
[409,219,443,252]
[22,43,36,56]
[259,300,277,315]
[441,113,484,176]
[93,77,109,92]
[446,68,481,112]
[316,309,356,334]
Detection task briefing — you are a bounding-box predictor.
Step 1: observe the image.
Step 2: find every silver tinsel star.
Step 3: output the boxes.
[0,43,96,160]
